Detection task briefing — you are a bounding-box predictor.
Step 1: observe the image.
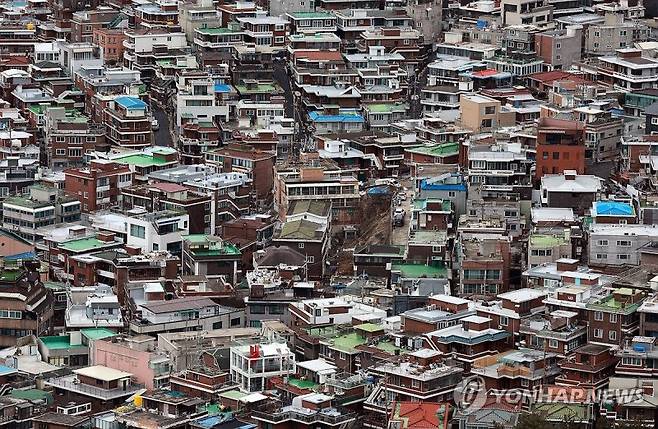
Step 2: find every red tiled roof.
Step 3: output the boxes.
[393,402,450,429]
[528,71,589,84]
[294,50,343,61]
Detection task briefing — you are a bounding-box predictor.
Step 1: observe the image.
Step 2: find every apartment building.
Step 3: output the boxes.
[176,72,230,127]
[540,171,603,215]
[92,208,190,255]
[274,165,360,226]
[92,28,126,63]
[289,297,387,329]
[103,96,153,148]
[120,182,211,234]
[181,234,242,285]
[534,26,582,70]
[130,297,244,335]
[596,49,658,92]
[44,107,107,169]
[589,224,658,267]
[501,0,554,27]
[64,160,133,212]
[2,184,81,242]
[123,29,189,81]
[230,342,295,392]
[457,235,512,297]
[272,218,329,280]
[150,165,253,234]
[535,117,586,179]
[585,13,649,56]
[460,93,515,132]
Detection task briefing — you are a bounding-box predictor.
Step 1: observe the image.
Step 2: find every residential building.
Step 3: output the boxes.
[230,342,295,392]
[64,160,133,213]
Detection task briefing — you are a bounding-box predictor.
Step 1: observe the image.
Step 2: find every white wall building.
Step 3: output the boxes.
[230,342,295,392]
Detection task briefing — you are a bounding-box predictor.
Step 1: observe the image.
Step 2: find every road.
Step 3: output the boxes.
[153,105,174,147]
[273,60,294,118]
[389,178,413,246]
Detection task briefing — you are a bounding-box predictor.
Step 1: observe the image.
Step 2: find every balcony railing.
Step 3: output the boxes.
[46,376,145,400]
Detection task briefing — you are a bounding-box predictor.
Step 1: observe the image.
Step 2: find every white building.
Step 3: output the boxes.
[589,224,658,267]
[91,209,190,254]
[289,296,387,326]
[175,74,230,127]
[66,285,124,329]
[230,342,295,392]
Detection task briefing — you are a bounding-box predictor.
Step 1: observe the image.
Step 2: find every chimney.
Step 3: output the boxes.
[125,245,141,255]
[96,232,115,242]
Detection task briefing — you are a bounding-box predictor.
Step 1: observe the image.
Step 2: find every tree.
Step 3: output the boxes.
[514,413,552,429]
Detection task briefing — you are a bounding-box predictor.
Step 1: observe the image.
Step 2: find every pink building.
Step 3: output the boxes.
[92,335,171,389]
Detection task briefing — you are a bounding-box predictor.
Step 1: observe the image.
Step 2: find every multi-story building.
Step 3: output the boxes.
[230,342,295,392]
[457,234,512,297]
[460,93,515,132]
[536,117,586,179]
[92,28,126,64]
[500,0,554,27]
[120,182,210,234]
[64,160,133,213]
[182,234,242,284]
[585,12,649,57]
[206,145,276,202]
[2,184,81,242]
[274,164,360,227]
[123,30,189,81]
[103,96,153,148]
[92,209,190,255]
[45,107,107,169]
[595,49,658,92]
[130,297,244,335]
[589,224,658,267]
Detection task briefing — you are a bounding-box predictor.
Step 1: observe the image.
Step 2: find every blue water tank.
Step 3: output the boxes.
[476,20,487,29]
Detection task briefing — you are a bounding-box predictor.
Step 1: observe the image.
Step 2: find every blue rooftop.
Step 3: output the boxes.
[214,84,231,93]
[420,178,467,192]
[115,96,147,110]
[594,201,635,217]
[0,365,17,375]
[308,111,364,123]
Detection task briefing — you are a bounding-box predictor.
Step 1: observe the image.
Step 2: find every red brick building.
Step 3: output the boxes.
[92,28,126,63]
[536,117,586,180]
[64,160,133,212]
[206,144,276,201]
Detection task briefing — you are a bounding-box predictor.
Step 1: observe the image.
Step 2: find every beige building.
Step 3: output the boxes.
[501,0,554,28]
[460,94,515,132]
[585,12,649,56]
[527,230,573,268]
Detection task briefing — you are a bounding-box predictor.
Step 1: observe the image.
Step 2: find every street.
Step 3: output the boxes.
[153,105,174,147]
[389,178,413,246]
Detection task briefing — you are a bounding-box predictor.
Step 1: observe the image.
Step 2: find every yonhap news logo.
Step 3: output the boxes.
[453,377,645,415]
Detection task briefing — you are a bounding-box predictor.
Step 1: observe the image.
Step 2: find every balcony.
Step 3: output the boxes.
[46,375,145,400]
[252,409,356,426]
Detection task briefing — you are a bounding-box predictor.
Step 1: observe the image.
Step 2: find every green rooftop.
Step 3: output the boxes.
[287,377,319,390]
[184,234,241,256]
[367,103,408,113]
[391,263,448,279]
[114,154,172,168]
[530,234,569,247]
[11,389,52,404]
[587,289,643,314]
[355,323,384,333]
[287,11,335,18]
[532,403,591,421]
[412,198,452,212]
[235,83,279,94]
[82,328,118,341]
[40,335,77,350]
[220,390,246,400]
[0,269,24,282]
[278,219,323,240]
[3,195,54,209]
[375,341,401,354]
[406,142,459,158]
[58,237,118,253]
[330,332,367,353]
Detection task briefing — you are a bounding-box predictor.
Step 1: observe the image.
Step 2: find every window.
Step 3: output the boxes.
[652,117,658,125]
[617,240,632,247]
[307,256,315,263]
[275,36,284,44]
[411,379,419,388]
[130,224,145,238]
[593,328,603,338]
[500,316,508,326]
[622,356,642,366]
[610,313,618,323]
[594,311,603,321]
[556,43,561,49]
[339,352,346,360]
[609,330,617,341]
[298,243,304,249]
[597,240,608,246]
[596,254,607,259]
[549,339,558,349]
[617,254,629,260]
[552,152,559,160]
